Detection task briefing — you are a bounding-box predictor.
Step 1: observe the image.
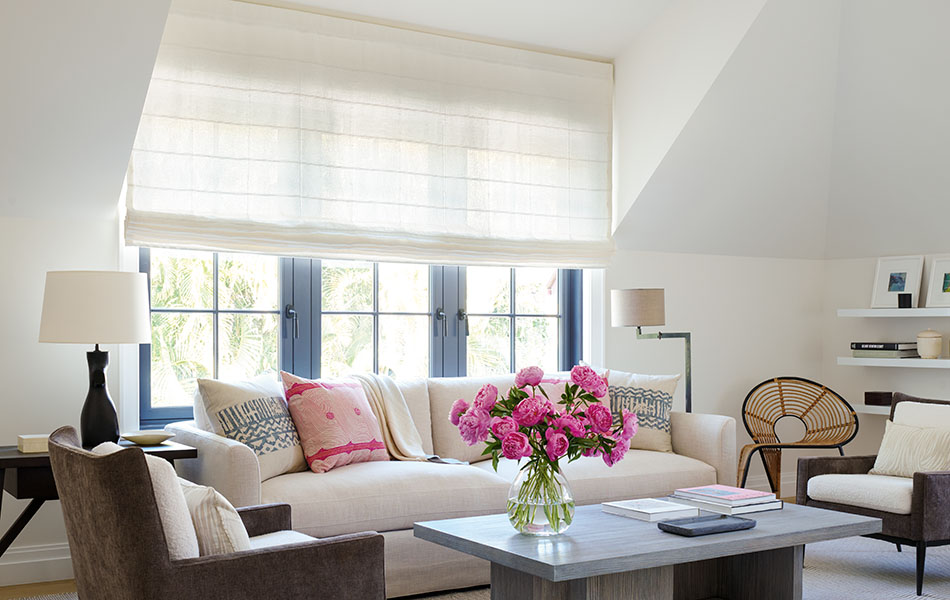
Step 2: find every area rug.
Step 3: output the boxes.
[15,536,950,600]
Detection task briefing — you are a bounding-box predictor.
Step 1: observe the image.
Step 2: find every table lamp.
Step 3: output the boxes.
[39,271,151,447]
[610,288,692,413]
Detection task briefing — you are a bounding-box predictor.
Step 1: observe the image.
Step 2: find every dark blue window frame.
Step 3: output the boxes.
[139,249,582,428]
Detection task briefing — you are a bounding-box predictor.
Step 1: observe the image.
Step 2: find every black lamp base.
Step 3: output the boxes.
[80,347,119,448]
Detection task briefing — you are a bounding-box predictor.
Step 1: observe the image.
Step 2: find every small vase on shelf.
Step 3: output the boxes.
[917,329,943,359]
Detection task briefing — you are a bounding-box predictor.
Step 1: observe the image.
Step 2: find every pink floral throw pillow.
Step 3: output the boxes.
[281,371,389,473]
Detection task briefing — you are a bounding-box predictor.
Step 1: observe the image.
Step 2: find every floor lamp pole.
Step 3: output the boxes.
[637,328,692,413]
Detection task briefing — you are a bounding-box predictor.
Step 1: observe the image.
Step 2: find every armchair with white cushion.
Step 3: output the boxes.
[796,392,950,596]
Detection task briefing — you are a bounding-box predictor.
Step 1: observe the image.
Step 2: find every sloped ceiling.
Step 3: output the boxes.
[613,0,842,258]
[0,0,170,221]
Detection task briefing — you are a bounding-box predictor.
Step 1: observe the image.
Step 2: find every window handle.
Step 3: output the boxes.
[284,304,299,339]
[436,307,447,337]
[457,308,470,336]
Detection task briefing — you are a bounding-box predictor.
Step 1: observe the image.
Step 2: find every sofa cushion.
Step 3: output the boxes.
[197,375,306,481]
[249,530,316,549]
[260,461,509,537]
[474,450,716,505]
[428,374,517,463]
[807,473,913,515]
[605,371,680,453]
[893,399,950,428]
[869,420,950,478]
[282,372,390,473]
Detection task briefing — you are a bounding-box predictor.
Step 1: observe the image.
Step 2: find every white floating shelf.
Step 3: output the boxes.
[837,308,950,318]
[854,404,891,416]
[837,356,950,369]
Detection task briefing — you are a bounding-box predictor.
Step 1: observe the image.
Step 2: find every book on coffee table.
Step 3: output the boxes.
[672,484,775,507]
[670,496,784,515]
[601,498,699,522]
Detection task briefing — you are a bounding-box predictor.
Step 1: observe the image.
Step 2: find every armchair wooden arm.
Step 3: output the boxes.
[795,455,877,505]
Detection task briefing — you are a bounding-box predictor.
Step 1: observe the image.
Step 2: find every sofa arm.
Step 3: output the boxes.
[913,471,950,542]
[170,532,385,600]
[670,412,736,485]
[238,504,292,537]
[795,455,877,505]
[165,421,262,508]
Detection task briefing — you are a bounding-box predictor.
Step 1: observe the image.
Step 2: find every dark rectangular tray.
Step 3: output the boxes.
[657,514,756,537]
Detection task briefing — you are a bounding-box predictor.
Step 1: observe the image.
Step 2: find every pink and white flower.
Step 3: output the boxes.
[620,409,639,442]
[544,428,569,462]
[449,399,469,426]
[570,365,608,398]
[512,395,547,427]
[501,432,533,460]
[602,435,628,467]
[490,416,518,439]
[458,408,491,446]
[586,402,613,434]
[515,366,544,388]
[472,384,499,412]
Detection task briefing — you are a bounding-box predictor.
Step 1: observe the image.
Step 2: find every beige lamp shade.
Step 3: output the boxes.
[611,288,666,328]
[39,271,151,344]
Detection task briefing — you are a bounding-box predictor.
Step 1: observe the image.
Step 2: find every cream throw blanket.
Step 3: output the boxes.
[353,373,430,462]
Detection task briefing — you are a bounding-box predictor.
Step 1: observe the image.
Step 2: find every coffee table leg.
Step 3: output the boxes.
[491,562,674,600]
[674,545,804,600]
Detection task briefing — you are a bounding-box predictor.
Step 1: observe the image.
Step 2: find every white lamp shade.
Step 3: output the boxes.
[611,289,666,328]
[39,271,151,344]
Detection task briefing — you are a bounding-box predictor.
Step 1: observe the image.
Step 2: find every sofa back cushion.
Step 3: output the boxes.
[429,374,516,463]
[282,372,390,473]
[197,375,306,481]
[605,371,680,453]
[893,399,950,428]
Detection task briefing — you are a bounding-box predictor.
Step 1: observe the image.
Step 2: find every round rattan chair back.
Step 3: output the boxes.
[738,377,858,493]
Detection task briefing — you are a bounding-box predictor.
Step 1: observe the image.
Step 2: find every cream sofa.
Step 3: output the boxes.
[166,374,736,598]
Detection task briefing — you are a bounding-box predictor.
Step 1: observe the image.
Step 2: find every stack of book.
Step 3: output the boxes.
[851,341,918,359]
[671,485,783,515]
[601,498,699,522]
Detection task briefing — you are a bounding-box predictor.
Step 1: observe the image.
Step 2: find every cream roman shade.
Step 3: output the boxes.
[125,0,614,267]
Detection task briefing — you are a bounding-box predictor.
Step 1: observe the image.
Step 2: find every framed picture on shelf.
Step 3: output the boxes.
[925,256,950,308]
[871,255,924,308]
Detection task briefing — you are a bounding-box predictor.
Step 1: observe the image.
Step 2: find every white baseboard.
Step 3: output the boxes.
[0,543,73,586]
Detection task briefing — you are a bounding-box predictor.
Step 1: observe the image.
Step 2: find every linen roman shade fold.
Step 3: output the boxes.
[125,0,614,267]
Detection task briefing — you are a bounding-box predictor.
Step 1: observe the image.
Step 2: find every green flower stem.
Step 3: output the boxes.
[506,460,575,534]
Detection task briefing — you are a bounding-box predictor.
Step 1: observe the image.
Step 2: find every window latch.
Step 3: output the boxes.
[435,307,447,337]
[284,304,299,339]
[457,308,470,336]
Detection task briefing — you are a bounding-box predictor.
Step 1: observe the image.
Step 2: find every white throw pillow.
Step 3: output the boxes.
[179,479,251,556]
[870,420,950,478]
[604,371,680,453]
[92,442,199,560]
[196,374,307,481]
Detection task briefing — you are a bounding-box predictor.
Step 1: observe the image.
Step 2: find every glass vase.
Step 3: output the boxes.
[506,461,575,536]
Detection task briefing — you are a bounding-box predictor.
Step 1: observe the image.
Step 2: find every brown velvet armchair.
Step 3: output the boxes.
[796,393,950,596]
[48,426,385,600]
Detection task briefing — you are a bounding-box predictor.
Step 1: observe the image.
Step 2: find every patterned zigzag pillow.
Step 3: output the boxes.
[197,374,307,482]
[605,371,681,453]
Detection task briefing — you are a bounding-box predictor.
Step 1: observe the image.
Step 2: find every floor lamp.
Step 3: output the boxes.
[610,288,692,413]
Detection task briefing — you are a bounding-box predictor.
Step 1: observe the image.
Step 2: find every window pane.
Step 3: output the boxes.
[218,313,279,381]
[467,316,511,376]
[322,314,374,376]
[379,315,429,378]
[515,317,559,372]
[515,268,558,315]
[150,312,213,407]
[150,249,213,309]
[379,263,428,313]
[218,253,280,310]
[322,260,373,312]
[467,267,510,314]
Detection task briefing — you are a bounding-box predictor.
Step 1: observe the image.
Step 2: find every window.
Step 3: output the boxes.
[140,249,582,426]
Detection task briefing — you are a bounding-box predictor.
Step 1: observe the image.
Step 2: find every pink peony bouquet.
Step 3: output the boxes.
[449,365,638,472]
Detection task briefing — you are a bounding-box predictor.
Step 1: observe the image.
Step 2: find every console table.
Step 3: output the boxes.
[0,441,197,559]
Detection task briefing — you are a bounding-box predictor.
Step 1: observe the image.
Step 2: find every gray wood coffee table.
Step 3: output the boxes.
[414,503,881,600]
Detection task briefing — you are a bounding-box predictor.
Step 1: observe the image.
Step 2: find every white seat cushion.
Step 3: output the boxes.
[807,473,913,515]
[474,450,717,505]
[261,460,509,538]
[249,530,316,549]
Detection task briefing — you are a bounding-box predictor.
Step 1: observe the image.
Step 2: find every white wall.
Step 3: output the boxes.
[825,0,950,258]
[604,250,825,492]
[0,0,169,586]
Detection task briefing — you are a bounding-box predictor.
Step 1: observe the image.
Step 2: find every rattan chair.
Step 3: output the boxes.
[738,377,858,495]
